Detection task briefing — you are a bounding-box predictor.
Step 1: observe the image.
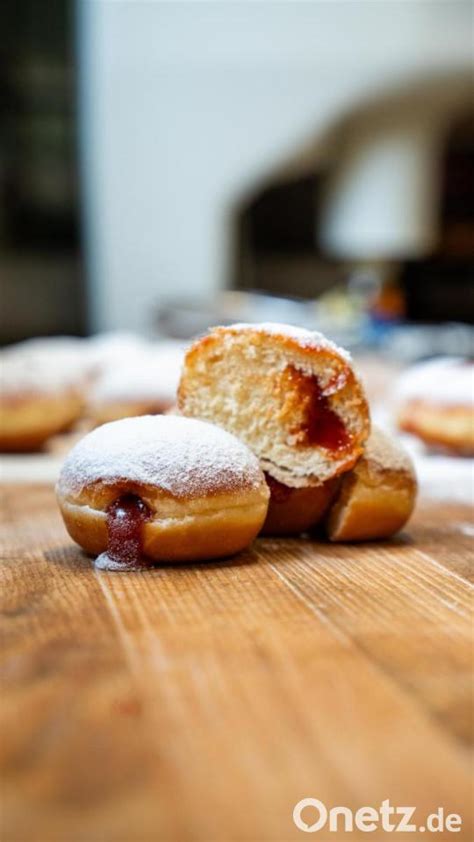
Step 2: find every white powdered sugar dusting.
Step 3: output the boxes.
[227,322,352,362]
[394,357,474,407]
[1,336,91,396]
[58,415,263,499]
[90,342,185,404]
[84,331,151,371]
[94,551,148,572]
[364,426,415,475]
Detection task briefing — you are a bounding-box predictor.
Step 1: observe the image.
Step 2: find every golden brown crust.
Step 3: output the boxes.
[56,415,270,563]
[261,476,339,536]
[0,393,83,452]
[60,474,269,517]
[183,323,352,373]
[58,490,268,563]
[325,427,417,542]
[398,401,474,456]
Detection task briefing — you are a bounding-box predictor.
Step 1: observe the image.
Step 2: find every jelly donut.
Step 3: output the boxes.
[85,331,150,372]
[261,475,339,536]
[325,426,417,542]
[88,342,185,425]
[395,357,474,456]
[178,323,370,488]
[56,415,269,568]
[0,337,89,452]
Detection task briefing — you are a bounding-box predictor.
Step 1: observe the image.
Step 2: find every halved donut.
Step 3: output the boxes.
[325,426,417,541]
[178,323,370,488]
[261,474,339,536]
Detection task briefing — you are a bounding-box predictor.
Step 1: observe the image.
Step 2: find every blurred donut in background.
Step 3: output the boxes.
[395,357,474,456]
[84,331,151,374]
[0,337,91,452]
[0,333,186,451]
[87,341,185,425]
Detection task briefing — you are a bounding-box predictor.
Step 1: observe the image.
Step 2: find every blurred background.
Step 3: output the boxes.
[2,8,473,839]
[1,0,473,351]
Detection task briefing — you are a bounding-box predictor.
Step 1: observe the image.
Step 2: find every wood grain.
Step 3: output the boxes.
[0,485,472,841]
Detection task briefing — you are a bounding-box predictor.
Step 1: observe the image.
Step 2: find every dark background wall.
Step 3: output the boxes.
[0,0,85,344]
[235,110,474,323]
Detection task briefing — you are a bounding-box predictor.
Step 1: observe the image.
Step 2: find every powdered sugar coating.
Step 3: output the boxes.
[1,337,91,396]
[89,342,185,404]
[85,332,151,372]
[94,552,146,572]
[227,322,352,363]
[363,426,415,476]
[58,415,264,500]
[394,358,474,407]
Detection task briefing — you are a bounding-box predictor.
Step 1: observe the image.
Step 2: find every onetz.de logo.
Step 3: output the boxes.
[293,798,462,834]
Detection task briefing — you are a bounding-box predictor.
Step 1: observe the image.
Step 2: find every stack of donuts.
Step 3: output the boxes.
[56,322,419,570]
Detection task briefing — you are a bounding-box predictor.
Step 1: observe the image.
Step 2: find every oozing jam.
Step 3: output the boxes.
[284,365,351,451]
[95,494,152,571]
[264,473,293,503]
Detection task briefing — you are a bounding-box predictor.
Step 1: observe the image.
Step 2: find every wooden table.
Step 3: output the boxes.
[1,484,472,841]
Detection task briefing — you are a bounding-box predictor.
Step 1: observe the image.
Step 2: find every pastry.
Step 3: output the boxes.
[178,322,370,488]
[261,427,417,539]
[88,342,185,425]
[395,357,474,456]
[0,337,89,451]
[325,426,417,541]
[261,475,339,536]
[56,415,269,568]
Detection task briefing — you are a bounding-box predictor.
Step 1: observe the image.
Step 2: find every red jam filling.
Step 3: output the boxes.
[264,473,293,503]
[285,365,351,451]
[97,494,152,570]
